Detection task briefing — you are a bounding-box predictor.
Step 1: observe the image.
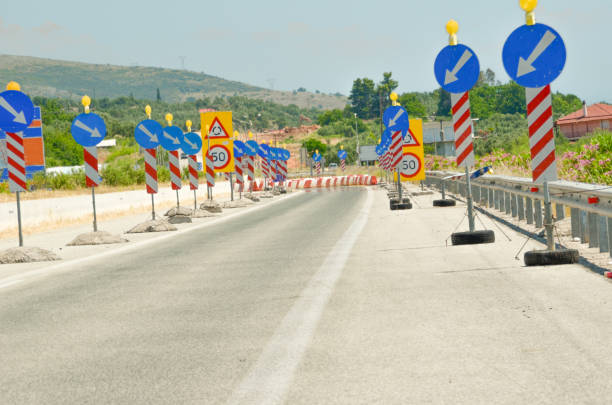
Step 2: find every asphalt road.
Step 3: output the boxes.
[2,187,612,404]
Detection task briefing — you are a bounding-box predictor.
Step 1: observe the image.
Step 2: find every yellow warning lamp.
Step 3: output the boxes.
[233,130,239,139]
[186,120,192,132]
[248,131,254,139]
[340,145,344,150]
[82,95,91,114]
[520,0,538,25]
[6,81,20,91]
[145,105,152,119]
[165,113,173,126]
[315,149,319,154]
[390,92,399,106]
[446,19,459,46]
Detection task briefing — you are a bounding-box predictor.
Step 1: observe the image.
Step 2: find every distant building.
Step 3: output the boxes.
[556,102,612,140]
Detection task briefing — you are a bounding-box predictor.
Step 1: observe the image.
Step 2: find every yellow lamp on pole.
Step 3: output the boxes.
[186,120,192,132]
[82,95,91,114]
[390,92,399,106]
[248,131,253,139]
[165,113,173,126]
[446,19,459,46]
[6,81,20,91]
[519,0,538,25]
[340,145,344,150]
[145,105,152,119]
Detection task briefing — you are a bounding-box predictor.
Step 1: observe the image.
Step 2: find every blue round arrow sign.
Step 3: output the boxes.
[71,113,106,147]
[233,140,246,158]
[281,149,291,161]
[181,132,202,155]
[503,23,566,88]
[383,106,409,132]
[0,90,34,133]
[159,126,184,151]
[245,140,259,156]
[338,150,347,160]
[134,119,162,149]
[312,153,322,162]
[258,143,270,159]
[434,44,480,93]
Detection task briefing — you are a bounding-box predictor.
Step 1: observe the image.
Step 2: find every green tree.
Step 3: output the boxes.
[376,72,399,112]
[398,93,427,118]
[302,137,327,155]
[349,78,376,119]
[436,88,451,117]
[156,88,161,101]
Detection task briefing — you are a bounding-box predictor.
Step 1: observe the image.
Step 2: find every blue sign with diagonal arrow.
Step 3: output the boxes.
[159,125,184,151]
[181,132,202,155]
[245,140,259,156]
[71,113,106,146]
[338,150,347,160]
[383,106,409,132]
[234,140,246,158]
[0,90,35,133]
[312,152,322,162]
[134,119,162,149]
[258,143,270,159]
[503,23,566,88]
[434,43,480,93]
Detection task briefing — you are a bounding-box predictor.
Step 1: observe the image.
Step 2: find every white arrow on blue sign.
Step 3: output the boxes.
[502,23,566,88]
[159,126,184,151]
[245,140,259,156]
[383,106,409,132]
[181,132,202,155]
[338,150,347,160]
[312,153,322,162]
[0,90,34,133]
[234,140,246,158]
[134,119,162,149]
[434,44,480,93]
[71,113,106,147]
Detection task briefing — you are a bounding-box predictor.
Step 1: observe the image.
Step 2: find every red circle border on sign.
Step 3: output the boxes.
[400,152,422,179]
[210,144,231,170]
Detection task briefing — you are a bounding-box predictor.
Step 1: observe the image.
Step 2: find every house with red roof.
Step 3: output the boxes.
[556,102,612,139]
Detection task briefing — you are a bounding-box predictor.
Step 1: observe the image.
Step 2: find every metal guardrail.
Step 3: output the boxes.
[425,171,612,258]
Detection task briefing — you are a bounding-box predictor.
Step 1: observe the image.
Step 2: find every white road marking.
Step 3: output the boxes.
[0,192,304,291]
[227,188,373,405]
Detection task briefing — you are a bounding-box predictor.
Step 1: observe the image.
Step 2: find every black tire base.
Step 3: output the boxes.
[524,249,579,267]
[433,199,456,207]
[451,230,495,246]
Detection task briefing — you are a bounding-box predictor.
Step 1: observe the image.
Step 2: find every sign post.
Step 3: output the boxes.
[245,135,258,193]
[0,81,34,246]
[201,111,235,199]
[312,150,322,176]
[383,93,410,209]
[502,0,578,265]
[135,105,162,220]
[71,95,107,232]
[181,120,203,211]
[159,113,184,208]
[338,146,347,173]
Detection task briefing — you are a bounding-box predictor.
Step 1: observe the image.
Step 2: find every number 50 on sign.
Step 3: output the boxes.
[400,119,425,181]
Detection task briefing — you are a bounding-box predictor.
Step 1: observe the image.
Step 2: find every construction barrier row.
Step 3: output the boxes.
[287,175,377,189]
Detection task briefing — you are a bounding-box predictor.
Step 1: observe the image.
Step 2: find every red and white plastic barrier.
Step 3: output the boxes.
[286,175,377,189]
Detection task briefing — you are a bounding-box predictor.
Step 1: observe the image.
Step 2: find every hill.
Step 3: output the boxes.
[0,55,346,110]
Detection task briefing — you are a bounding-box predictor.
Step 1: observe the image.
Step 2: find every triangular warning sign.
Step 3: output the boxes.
[206,117,230,139]
[403,128,420,147]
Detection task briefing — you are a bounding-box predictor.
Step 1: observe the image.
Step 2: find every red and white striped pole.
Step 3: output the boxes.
[169,150,182,207]
[526,85,557,184]
[341,159,346,172]
[451,91,476,231]
[188,154,199,210]
[450,92,475,169]
[206,150,215,200]
[235,155,244,195]
[6,131,27,246]
[247,155,255,192]
[144,148,158,220]
[84,145,100,231]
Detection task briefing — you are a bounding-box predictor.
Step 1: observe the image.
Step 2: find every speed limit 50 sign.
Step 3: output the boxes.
[401,119,425,181]
[201,111,235,173]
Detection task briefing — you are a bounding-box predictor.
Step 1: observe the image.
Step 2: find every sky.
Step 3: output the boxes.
[0,0,609,103]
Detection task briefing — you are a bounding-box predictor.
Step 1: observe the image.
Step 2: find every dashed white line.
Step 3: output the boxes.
[227,188,373,405]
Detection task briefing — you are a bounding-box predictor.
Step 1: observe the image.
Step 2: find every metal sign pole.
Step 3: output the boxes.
[193,189,197,211]
[176,190,180,208]
[397,168,402,202]
[151,194,156,220]
[465,167,475,232]
[16,191,23,247]
[91,187,98,232]
[543,181,555,251]
[230,172,234,201]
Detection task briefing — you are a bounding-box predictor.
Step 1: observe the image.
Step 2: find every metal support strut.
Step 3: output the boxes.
[91,187,98,232]
[543,181,555,251]
[465,167,475,232]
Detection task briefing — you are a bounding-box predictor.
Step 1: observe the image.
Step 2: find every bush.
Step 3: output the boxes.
[101,157,145,186]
